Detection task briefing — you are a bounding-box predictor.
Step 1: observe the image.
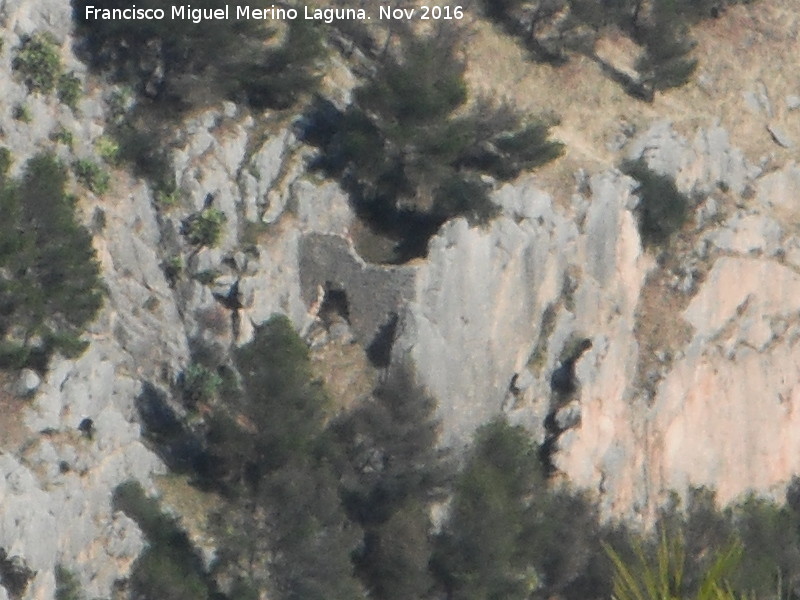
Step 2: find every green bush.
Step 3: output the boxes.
[95,136,120,164]
[73,159,110,195]
[13,104,32,123]
[647,487,800,600]
[13,32,62,94]
[194,314,331,489]
[0,148,11,177]
[431,173,498,226]
[51,126,74,148]
[156,187,180,209]
[183,207,226,247]
[237,19,325,110]
[182,363,222,407]
[74,0,324,112]
[727,494,800,596]
[432,417,546,600]
[232,314,329,473]
[112,119,175,193]
[162,255,183,285]
[0,154,104,370]
[55,566,83,600]
[431,415,612,600]
[306,32,562,256]
[0,342,31,371]
[329,370,450,599]
[258,460,365,600]
[635,7,698,94]
[186,314,364,600]
[113,481,212,600]
[57,71,82,109]
[622,158,689,248]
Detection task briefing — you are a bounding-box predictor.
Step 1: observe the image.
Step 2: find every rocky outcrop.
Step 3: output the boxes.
[549,125,800,521]
[387,119,800,524]
[3,0,800,596]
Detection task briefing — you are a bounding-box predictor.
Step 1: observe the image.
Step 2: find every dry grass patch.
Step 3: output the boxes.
[310,338,378,413]
[153,473,221,547]
[0,373,34,452]
[464,0,800,184]
[631,226,718,402]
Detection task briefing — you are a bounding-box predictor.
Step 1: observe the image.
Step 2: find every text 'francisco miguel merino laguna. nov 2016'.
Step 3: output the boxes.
[83,4,466,23]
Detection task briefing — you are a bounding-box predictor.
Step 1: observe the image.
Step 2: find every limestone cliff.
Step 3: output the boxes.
[1,0,800,597]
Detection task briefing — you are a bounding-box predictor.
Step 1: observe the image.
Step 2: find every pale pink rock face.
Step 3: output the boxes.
[404,122,800,525]
[548,157,800,523]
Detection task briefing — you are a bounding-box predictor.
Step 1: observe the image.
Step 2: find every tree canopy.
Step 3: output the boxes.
[0,154,103,369]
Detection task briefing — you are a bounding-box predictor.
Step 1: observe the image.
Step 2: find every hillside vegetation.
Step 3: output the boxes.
[123,314,800,600]
[13,2,796,600]
[0,154,103,370]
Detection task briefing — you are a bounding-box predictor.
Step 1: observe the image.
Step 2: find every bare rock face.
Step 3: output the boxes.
[653,258,800,504]
[0,180,187,599]
[3,0,800,594]
[0,197,181,600]
[389,119,800,524]
[15,371,40,397]
[547,123,800,521]
[0,14,189,598]
[387,171,647,454]
[394,198,556,446]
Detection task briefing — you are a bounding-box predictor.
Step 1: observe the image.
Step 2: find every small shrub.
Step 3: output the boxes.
[143,295,159,312]
[107,87,134,122]
[0,550,35,600]
[51,126,74,148]
[57,71,82,109]
[44,330,89,359]
[95,136,120,164]
[132,549,208,600]
[162,255,183,285]
[183,207,226,247]
[622,158,689,248]
[55,565,83,600]
[0,148,12,177]
[182,363,223,407]
[13,104,31,123]
[91,207,106,233]
[155,186,180,209]
[192,270,219,285]
[0,342,31,371]
[431,174,498,226]
[73,159,110,195]
[114,121,175,192]
[13,32,62,93]
[113,481,212,600]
